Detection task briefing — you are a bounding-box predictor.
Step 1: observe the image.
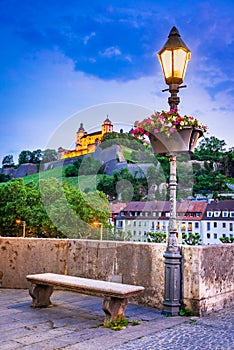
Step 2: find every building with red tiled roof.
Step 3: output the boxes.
[115,200,208,243]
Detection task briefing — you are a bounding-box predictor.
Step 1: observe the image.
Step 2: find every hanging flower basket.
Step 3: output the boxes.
[131,109,207,155]
[149,127,203,154]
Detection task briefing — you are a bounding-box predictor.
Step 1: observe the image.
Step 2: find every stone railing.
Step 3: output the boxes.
[0,238,233,316]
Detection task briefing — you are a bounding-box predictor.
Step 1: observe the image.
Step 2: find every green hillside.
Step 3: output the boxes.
[22,166,102,192]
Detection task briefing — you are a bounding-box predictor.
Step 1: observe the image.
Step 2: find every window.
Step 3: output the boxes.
[139,231,141,236]
[214,222,217,228]
[222,234,226,238]
[230,223,233,231]
[214,211,220,217]
[117,221,123,229]
[207,222,210,230]
[222,222,226,228]
[230,234,233,238]
[195,222,199,229]
[207,233,211,239]
[144,221,147,227]
[207,211,213,217]
[120,212,124,217]
[181,222,186,232]
[133,221,136,227]
[135,212,138,216]
[222,211,228,217]
[139,221,142,227]
[188,222,192,231]
[153,212,156,217]
[145,212,148,217]
[230,212,234,218]
[214,233,217,239]
[196,213,201,217]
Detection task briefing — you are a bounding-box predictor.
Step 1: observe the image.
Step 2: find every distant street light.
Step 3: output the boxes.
[92,220,103,240]
[16,219,26,238]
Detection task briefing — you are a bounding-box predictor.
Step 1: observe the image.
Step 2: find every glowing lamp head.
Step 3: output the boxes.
[158,26,191,86]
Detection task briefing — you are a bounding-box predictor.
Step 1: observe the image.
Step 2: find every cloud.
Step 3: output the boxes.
[99,46,122,58]
[83,32,96,45]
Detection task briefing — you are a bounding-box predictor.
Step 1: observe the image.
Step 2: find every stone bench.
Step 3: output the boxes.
[26,273,144,323]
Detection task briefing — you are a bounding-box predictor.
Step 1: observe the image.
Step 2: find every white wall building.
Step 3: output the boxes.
[115,199,234,244]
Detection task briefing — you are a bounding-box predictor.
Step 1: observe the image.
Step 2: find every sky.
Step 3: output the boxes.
[0,0,234,164]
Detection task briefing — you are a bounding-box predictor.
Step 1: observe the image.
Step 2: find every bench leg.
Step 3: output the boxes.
[102,296,128,323]
[29,284,54,307]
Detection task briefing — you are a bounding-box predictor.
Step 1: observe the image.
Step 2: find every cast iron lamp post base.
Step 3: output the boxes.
[162,154,182,316]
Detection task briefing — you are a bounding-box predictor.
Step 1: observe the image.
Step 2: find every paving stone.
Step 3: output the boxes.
[0,289,233,350]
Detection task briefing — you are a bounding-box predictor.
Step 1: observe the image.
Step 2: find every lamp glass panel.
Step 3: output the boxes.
[173,49,187,79]
[160,50,172,79]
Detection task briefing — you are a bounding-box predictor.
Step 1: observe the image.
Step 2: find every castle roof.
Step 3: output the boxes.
[103,116,112,124]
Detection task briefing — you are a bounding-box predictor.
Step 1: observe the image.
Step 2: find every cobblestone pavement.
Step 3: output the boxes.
[0,289,233,349]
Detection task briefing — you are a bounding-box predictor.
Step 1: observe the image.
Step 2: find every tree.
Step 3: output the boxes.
[194,136,226,160]
[2,154,15,168]
[31,149,43,164]
[42,149,58,163]
[78,157,102,175]
[0,174,10,183]
[147,231,166,243]
[18,150,32,165]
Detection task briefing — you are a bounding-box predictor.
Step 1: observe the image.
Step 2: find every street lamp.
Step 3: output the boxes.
[16,219,26,238]
[158,26,191,110]
[92,220,103,240]
[158,27,191,316]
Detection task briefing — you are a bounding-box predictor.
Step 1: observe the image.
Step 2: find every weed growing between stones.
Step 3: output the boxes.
[103,316,141,331]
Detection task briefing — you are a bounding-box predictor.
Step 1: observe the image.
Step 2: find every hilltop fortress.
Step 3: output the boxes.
[58,116,114,159]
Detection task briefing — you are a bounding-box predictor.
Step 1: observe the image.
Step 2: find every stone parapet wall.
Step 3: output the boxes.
[182,245,234,315]
[0,238,233,315]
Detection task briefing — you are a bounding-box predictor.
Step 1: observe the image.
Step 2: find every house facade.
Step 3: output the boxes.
[201,200,234,244]
[115,199,234,244]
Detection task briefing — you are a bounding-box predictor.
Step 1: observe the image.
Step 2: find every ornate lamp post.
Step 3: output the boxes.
[158,27,191,315]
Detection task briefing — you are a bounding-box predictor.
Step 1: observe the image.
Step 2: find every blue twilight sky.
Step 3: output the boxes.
[0,0,234,164]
